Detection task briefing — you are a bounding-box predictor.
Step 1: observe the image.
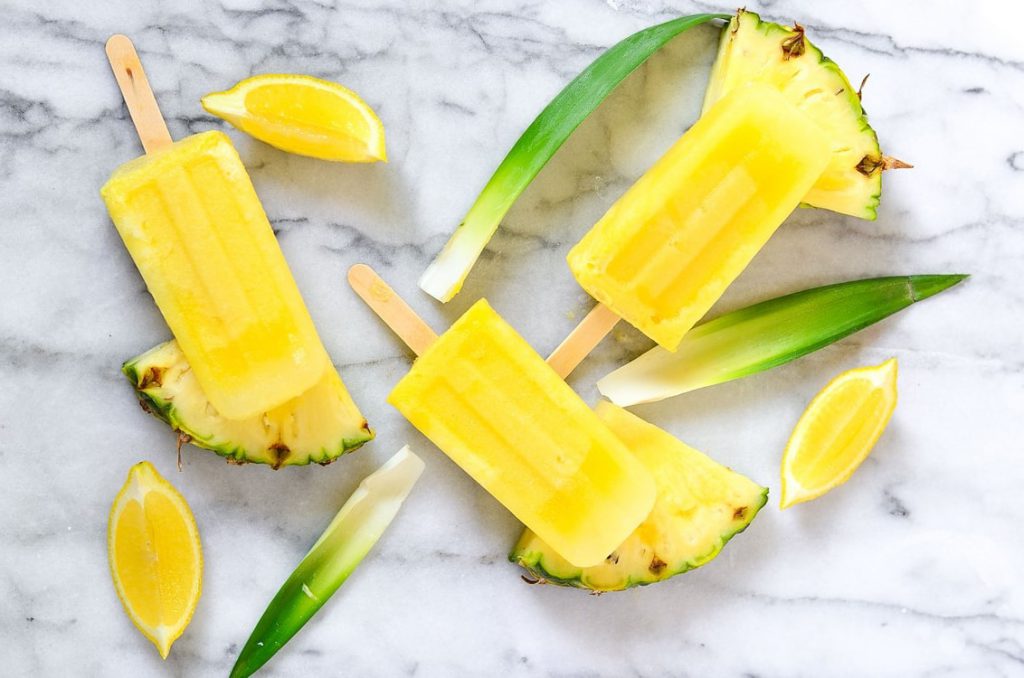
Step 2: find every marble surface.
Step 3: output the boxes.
[2,0,1022,675]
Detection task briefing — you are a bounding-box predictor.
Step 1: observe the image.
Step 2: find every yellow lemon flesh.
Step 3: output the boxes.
[781,358,898,508]
[108,461,202,658]
[202,74,386,162]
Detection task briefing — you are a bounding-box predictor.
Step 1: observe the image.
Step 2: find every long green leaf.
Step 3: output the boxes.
[230,447,424,678]
[597,275,968,406]
[419,13,727,302]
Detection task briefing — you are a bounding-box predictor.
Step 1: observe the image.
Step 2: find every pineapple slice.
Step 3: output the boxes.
[123,341,372,468]
[704,10,903,220]
[511,402,766,591]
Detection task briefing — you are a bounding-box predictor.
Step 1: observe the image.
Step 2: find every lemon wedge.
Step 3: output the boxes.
[202,74,386,162]
[108,461,202,658]
[781,358,898,508]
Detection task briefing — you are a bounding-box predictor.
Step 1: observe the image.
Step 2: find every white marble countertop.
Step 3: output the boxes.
[2,0,1023,675]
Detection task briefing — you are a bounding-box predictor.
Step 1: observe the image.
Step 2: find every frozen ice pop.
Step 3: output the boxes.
[374,292,655,568]
[103,131,330,420]
[101,37,330,419]
[567,83,831,351]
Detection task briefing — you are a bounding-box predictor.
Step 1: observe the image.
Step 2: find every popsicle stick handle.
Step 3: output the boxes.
[348,264,438,356]
[545,303,620,379]
[105,35,173,154]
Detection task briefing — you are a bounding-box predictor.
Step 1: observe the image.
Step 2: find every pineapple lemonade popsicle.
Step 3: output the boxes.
[101,37,330,419]
[349,265,656,568]
[560,83,832,362]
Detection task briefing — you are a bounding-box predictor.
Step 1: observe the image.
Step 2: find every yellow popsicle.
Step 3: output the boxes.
[568,83,831,351]
[102,131,330,419]
[387,300,656,568]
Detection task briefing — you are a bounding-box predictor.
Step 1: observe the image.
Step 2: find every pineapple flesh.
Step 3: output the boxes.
[511,403,766,591]
[703,10,896,220]
[123,341,372,468]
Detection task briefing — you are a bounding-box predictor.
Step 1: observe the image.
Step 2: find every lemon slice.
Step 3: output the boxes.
[108,461,202,658]
[202,74,386,162]
[781,358,898,508]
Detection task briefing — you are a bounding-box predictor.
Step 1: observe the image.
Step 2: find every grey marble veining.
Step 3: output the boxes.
[1,0,1022,676]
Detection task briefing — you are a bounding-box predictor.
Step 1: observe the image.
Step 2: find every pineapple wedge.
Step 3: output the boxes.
[703,10,903,219]
[511,403,766,591]
[123,341,372,468]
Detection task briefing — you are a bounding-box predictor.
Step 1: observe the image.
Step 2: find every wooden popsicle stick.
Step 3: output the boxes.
[105,34,173,154]
[545,303,620,379]
[349,263,616,382]
[348,264,438,357]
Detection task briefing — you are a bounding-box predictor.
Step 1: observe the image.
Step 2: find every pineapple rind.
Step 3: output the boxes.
[122,341,372,467]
